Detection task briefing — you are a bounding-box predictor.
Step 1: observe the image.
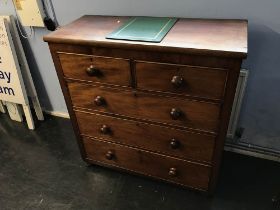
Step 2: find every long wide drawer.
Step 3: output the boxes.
[83,137,211,190]
[58,53,131,86]
[68,82,221,132]
[76,111,216,163]
[136,61,228,100]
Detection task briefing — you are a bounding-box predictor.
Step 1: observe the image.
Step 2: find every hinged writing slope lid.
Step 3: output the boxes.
[106,17,178,43]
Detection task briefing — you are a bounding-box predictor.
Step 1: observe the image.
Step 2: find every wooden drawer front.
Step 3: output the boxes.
[76,111,216,163]
[136,61,228,100]
[58,53,131,86]
[83,138,211,190]
[68,83,220,132]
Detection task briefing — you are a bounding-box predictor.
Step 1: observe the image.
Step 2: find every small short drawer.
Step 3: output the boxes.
[68,82,221,132]
[83,137,211,190]
[136,61,228,100]
[58,53,131,86]
[76,111,216,163]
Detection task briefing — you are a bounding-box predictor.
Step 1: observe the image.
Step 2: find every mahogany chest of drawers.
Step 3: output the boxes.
[44,16,248,193]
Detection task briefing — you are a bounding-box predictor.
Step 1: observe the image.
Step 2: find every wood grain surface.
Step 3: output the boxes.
[75,110,216,163]
[67,82,221,132]
[83,137,211,190]
[136,60,228,100]
[44,16,247,58]
[58,52,131,86]
[44,16,247,193]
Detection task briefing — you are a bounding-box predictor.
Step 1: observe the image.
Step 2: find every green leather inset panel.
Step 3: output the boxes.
[106,17,178,43]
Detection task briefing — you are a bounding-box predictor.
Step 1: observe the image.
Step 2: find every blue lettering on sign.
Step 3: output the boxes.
[0,69,15,96]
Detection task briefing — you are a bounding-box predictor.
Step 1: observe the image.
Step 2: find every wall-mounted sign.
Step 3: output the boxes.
[12,0,45,27]
[0,16,44,129]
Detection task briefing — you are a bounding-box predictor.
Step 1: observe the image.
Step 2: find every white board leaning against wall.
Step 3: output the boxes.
[0,15,44,129]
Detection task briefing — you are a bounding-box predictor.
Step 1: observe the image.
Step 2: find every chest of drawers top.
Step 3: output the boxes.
[44,15,247,58]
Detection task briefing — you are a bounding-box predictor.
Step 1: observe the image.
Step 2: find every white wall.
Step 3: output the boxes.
[1,0,280,150]
[54,0,280,32]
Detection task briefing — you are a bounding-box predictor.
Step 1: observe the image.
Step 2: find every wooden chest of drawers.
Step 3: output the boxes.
[44,16,247,193]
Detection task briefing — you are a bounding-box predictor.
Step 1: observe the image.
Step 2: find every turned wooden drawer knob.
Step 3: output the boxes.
[100,124,111,134]
[170,108,182,120]
[168,167,177,177]
[170,138,180,149]
[86,65,101,76]
[171,76,184,88]
[94,96,106,106]
[105,150,114,160]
